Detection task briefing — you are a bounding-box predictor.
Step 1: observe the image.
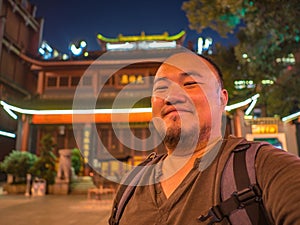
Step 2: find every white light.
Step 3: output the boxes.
[106,42,136,51]
[203,38,212,49]
[262,80,274,85]
[197,37,203,54]
[45,43,53,52]
[245,98,257,115]
[2,95,260,117]
[225,94,260,111]
[70,44,82,56]
[0,130,16,138]
[242,53,248,58]
[0,100,151,115]
[62,54,69,60]
[3,106,18,119]
[80,41,87,48]
[38,48,45,55]
[1,95,259,116]
[147,41,176,49]
[282,111,300,122]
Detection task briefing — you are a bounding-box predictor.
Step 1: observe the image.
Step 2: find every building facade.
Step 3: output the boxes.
[2,29,187,179]
[0,0,43,162]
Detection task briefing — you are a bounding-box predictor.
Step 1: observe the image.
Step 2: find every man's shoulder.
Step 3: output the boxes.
[225,135,275,150]
[222,135,246,152]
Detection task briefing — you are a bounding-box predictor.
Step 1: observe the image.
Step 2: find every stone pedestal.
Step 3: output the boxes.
[52,181,70,195]
[53,149,72,194]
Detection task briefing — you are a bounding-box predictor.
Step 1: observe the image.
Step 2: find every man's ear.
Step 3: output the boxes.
[220,89,228,107]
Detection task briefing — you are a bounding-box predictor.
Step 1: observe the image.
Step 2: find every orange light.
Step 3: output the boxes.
[32,112,152,124]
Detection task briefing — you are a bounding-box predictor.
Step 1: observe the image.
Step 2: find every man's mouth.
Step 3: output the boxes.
[161,106,192,118]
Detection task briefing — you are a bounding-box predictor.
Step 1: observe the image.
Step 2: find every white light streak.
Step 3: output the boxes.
[0,130,16,138]
[225,94,260,112]
[3,106,18,119]
[245,98,257,115]
[282,111,300,122]
[1,94,260,116]
[0,100,151,115]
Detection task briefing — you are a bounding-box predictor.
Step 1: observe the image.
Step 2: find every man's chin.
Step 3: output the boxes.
[163,126,181,147]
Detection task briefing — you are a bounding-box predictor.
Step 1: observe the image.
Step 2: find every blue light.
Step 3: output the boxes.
[69,40,88,56]
[70,44,83,56]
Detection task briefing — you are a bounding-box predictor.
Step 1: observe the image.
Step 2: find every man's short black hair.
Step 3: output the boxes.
[198,54,224,89]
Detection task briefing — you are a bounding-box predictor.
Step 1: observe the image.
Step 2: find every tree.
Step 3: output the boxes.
[182,0,300,116]
[30,134,57,185]
[208,44,255,102]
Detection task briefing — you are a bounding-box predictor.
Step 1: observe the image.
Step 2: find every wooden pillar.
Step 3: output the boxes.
[37,71,45,95]
[20,115,30,151]
[0,14,6,59]
[233,109,244,137]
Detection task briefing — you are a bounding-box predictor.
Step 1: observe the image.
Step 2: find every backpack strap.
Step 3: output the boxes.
[109,152,163,225]
[198,141,272,225]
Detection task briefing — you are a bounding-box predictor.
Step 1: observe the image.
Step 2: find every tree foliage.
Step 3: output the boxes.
[182,0,300,116]
[30,134,57,184]
[71,148,84,175]
[0,150,37,183]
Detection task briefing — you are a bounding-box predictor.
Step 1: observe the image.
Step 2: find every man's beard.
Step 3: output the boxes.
[162,122,211,156]
[163,126,181,150]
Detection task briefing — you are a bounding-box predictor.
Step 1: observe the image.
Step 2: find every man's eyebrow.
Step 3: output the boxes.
[153,77,168,85]
[180,71,203,78]
[153,71,203,84]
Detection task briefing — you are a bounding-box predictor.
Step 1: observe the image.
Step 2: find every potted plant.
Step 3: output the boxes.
[0,150,37,193]
[29,134,57,193]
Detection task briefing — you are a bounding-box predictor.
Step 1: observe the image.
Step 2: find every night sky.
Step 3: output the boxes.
[30,0,238,54]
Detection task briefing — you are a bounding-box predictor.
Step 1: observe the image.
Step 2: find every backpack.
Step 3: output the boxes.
[109,140,273,225]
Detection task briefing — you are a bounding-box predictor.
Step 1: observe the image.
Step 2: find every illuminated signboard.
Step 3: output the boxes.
[119,74,145,85]
[251,124,278,134]
[83,125,91,164]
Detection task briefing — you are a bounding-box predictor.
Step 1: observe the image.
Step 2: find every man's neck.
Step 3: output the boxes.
[160,136,222,199]
[166,136,222,157]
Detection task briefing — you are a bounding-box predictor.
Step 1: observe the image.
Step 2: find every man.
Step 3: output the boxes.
[109,51,300,225]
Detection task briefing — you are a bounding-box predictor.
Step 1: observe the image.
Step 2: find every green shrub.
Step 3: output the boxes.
[29,134,57,184]
[71,148,84,175]
[0,150,37,184]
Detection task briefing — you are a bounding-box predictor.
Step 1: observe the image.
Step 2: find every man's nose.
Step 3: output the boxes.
[164,86,186,105]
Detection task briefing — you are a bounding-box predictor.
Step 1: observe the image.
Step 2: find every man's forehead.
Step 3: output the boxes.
[155,69,203,81]
[163,52,208,69]
[155,52,218,80]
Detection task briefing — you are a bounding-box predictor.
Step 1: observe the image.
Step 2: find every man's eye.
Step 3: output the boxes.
[184,81,201,86]
[154,86,168,91]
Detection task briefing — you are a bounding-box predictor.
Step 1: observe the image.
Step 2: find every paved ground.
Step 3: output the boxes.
[0,193,113,225]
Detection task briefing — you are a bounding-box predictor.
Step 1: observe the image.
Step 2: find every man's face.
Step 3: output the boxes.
[151,52,228,153]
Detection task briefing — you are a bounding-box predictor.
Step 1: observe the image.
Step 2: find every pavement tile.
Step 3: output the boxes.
[0,194,113,225]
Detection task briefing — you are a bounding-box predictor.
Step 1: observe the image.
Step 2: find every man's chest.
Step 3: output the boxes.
[119,166,227,225]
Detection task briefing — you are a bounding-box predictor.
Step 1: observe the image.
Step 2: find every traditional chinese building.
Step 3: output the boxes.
[0,0,43,163]
[1,28,187,178]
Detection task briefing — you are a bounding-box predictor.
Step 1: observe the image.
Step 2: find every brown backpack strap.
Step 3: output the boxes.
[109,152,164,225]
[198,141,272,225]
